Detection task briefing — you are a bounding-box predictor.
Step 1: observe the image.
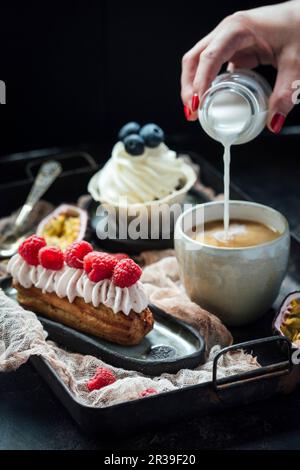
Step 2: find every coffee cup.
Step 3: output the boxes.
[174,201,290,326]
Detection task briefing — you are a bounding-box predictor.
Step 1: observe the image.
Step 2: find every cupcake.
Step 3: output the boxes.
[88,122,197,209]
[88,122,197,242]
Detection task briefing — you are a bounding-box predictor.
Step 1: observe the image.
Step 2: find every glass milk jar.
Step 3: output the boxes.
[198,69,272,145]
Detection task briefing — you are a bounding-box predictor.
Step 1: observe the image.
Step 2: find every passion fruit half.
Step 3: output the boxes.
[273,291,300,348]
[36,204,88,251]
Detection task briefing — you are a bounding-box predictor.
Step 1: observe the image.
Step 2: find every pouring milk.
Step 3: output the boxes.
[198,69,271,241]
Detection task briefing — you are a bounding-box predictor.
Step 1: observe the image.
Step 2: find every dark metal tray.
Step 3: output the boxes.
[29,335,293,436]
[1,278,205,376]
[2,148,300,436]
[0,148,99,216]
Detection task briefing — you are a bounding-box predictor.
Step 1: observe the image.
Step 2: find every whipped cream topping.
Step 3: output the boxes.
[7,254,148,316]
[88,141,194,204]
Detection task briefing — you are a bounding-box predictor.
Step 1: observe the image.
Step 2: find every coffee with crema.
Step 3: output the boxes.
[191,218,280,248]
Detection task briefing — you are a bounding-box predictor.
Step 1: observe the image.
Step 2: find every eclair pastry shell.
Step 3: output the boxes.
[13,281,154,346]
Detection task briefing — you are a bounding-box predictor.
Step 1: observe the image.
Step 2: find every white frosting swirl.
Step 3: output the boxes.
[88,141,194,204]
[7,254,148,316]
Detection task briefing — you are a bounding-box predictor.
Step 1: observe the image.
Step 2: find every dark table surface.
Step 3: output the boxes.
[1,130,300,450]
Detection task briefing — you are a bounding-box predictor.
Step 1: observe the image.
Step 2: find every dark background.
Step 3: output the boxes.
[2,0,300,451]
[0,0,298,157]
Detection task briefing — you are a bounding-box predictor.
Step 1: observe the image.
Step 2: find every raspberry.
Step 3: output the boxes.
[113,253,130,262]
[87,367,116,392]
[39,246,64,270]
[83,251,102,273]
[18,235,46,266]
[64,241,93,269]
[138,388,157,398]
[112,258,142,288]
[84,252,118,283]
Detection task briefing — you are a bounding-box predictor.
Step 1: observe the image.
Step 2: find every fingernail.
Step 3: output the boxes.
[184,105,192,120]
[270,113,286,134]
[192,94,200,112]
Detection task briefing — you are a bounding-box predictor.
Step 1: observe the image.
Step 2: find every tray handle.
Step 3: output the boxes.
[25,151,98,180]
[212,336,292,394]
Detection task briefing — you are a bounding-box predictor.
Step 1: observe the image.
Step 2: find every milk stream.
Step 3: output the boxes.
[199,71,270,242]
[207,91,252,240]
[223,144,231,237]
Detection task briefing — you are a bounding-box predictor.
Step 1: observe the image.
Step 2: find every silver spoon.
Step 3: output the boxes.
[0,160,62,258]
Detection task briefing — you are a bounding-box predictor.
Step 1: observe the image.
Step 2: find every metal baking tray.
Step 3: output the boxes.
[29,334,292,436]
[2,149,300,435]
[0,148,99,217]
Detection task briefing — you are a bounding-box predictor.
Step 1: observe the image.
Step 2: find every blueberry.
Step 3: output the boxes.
[118,122,141,141]
[124,134,145,156]
[139,124,165,148]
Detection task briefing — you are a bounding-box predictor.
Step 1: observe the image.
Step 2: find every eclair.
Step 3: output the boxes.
[7,237,153,346]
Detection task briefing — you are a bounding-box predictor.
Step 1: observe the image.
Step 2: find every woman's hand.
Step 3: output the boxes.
[181,0,300,133]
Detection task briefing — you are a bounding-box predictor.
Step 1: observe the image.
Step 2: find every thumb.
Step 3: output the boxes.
[268,61,299,134]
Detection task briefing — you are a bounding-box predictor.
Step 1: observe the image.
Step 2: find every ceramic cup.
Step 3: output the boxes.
[174,201,290,326]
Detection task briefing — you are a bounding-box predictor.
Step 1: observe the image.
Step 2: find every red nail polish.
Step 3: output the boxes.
[270,113,286,134]
[192,94,200,112]
[184,105,192,120]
